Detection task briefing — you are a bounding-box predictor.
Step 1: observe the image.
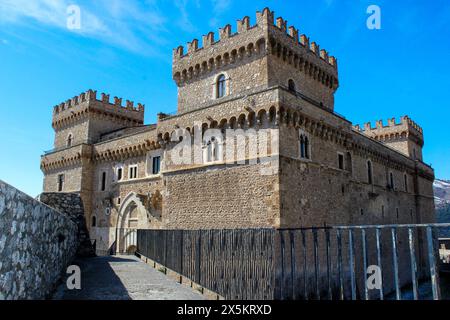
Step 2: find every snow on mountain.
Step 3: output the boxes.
[434,179,450,209]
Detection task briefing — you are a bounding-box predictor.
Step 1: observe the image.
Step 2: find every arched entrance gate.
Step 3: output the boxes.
[115,192,149,254]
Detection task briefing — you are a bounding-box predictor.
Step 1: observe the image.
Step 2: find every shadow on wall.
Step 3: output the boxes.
[38,193,96,257]
[52,256,135,300]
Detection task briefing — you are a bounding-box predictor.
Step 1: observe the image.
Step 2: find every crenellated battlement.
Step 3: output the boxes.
[353,116,423,135]
[174,8,336,68]
[52,89,145,129]
[354,115,424,159]
[53,89,145,115]
[173,7,337,83]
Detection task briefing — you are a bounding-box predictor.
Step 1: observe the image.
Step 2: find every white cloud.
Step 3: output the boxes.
[0,0,237,55]
[0,0,168,55]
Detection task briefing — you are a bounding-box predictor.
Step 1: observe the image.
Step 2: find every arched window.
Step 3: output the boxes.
[216,74,226,98]
[91,215,97,227]
[203,137,220,163]
[367,160,373,184]
[67,134,73,147]
[299,132,310,159]
[288,79,296,92]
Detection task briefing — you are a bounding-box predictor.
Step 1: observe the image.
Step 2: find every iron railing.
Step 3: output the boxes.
[276,223,449,300]
[137,229,275,300]
[43,139,95,155]
[136,223,450,300]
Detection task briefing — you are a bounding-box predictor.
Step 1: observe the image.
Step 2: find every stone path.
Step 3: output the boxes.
[52,255,205,300]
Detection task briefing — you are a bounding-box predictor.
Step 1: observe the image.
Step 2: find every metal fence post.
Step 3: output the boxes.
[362,228,369,300]
[313,229,320,300]
[408,228,419,300]
[375,228,384,300]
[391,228,401,300]
[348,229,356,300]
[426,226,441,300]
[336,229,344,300]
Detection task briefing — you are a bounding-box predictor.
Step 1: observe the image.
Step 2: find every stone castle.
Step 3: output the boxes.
[40,8,435,255]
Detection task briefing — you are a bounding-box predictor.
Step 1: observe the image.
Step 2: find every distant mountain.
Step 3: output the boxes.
[434,179,450,210]
[434,179,450,235]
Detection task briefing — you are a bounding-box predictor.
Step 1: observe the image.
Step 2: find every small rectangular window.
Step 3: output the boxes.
[117,168,123,181]
[152,156,161,175]
[404,174,408,192]
[129,165,138,180]
[299,132,310,160]
[57,174,64,192]
[338,153,344,170]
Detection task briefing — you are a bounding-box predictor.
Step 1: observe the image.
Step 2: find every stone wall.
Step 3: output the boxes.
[0,180,78,300]
[164,162,280,229]
[38,193,95,257]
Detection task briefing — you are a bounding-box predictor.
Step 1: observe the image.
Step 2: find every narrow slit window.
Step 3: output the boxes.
[389,172,394,189]
[152,156,161,175]
[367,161,373,185]
[338,153,344,170]
[100,171,107,191]
[117,167,123,181]
[57,174,64,192]
[67,134,73,147]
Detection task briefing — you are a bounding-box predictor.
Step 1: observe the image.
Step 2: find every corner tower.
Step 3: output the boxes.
[354,116,424,161]
[51,89,144,149]
[172,7,339,114]
[41,89,145,220]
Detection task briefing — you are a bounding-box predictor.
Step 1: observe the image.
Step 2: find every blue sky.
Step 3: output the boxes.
[0,0,449,197]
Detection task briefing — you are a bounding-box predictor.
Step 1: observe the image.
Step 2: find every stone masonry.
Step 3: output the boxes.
[38,193,95,257]
[0,180,78,300]
[40,7,435,256]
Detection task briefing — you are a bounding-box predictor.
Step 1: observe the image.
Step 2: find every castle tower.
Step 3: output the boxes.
[41,89,145,220]
[172,7,339,114]
[354,116,424,161]
[51,89,144,149]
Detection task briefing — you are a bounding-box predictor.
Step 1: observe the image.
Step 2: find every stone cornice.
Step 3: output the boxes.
[52,105,143,130]
[93,140,161,163]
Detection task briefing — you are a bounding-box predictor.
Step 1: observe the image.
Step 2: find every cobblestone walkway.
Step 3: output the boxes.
[53,255,205,300]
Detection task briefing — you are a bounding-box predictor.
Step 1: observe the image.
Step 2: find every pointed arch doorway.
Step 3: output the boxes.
[115,192,149,255]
